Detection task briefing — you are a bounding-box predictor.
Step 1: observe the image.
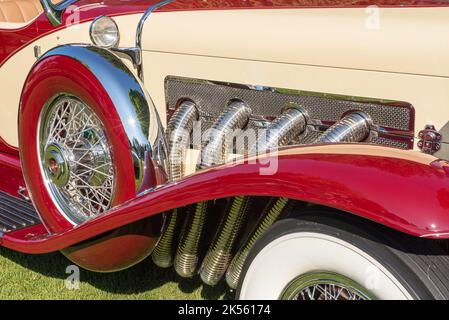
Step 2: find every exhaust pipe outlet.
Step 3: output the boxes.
[174,100,252,278]
[200,105,308,286]
[225,110,373,289]
[152,101,199,268]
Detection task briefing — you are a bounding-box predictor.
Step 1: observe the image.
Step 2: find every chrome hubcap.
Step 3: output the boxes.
[44,143,70,187]
[280,272,375,300]
[38,95,115,224]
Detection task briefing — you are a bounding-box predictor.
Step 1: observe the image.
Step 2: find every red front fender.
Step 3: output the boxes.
[4,144,449,253]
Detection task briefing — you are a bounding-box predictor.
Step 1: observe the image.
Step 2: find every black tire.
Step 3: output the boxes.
[237,207,449,300]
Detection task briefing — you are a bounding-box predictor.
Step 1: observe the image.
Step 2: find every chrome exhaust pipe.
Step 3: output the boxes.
[174,202,209,277]
[225,197,290,289]
[151,208,184,268]
[174,100,252,278]
[315,111,372,143]
[249,105,309,155]
[199,99,252,168]
[200,105,308,286]
[199,196,252,285]
[166,100,199,181]
[152,101,199,268]
[225,110,372,289]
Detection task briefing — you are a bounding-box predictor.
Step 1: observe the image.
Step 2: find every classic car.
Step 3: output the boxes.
[1,0,449,300]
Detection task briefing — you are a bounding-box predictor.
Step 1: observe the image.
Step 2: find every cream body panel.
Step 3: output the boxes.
[142,8,449,77]
[140,7,449,160]
[142,50,449,160]
[0,14,141,147]
[2,7,449,157]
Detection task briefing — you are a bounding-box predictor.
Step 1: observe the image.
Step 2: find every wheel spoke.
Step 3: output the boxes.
[75,136,105,164]
[284,272,372,300]
[70,171,111,205]
[71,161,112,179]
[39,96,114,223]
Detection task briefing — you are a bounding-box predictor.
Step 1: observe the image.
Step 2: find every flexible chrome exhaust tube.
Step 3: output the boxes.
[166,100,199,181]
[225,110,373,289]
[200,105,308,286]
[315,111,372,143]
[174,100,252,278]
[174,202,209,277]
[199,196,252,285]
[225,197,290,289]
[152,101,199,268]
[249,105,309,156]
[200,99,252,168]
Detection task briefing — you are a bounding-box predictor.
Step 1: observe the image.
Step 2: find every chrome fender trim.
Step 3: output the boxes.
[38,44,167,192]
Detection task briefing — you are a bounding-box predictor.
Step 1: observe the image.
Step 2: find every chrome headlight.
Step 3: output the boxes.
[90,16,120,48]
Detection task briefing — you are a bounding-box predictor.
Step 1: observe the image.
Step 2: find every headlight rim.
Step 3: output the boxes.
[89,15,120,49]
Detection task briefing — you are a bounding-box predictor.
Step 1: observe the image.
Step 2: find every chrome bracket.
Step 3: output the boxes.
[418,124,442,155]
[111,47,142,68]
[34,46,41,59]
[18,186,31,202]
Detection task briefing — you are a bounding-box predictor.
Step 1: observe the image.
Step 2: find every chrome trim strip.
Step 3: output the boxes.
[135,0,175,80]
[39,45,167,192]
[420,232,449,238]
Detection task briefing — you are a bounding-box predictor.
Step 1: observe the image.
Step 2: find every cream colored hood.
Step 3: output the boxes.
[141,7,449,78]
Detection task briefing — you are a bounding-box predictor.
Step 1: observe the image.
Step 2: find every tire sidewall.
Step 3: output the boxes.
[237,214,434,300]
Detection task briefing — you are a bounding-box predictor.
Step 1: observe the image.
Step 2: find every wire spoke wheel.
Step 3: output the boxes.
[280,272,374,300]
[38,94,114,224]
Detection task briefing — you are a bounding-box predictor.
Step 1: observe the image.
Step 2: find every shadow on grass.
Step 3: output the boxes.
[0,247,232,299]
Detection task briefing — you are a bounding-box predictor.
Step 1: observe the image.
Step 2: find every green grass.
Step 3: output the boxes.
[0,247,228,300]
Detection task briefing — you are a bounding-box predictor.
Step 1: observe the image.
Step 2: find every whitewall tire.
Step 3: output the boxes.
[237,209,449,300]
